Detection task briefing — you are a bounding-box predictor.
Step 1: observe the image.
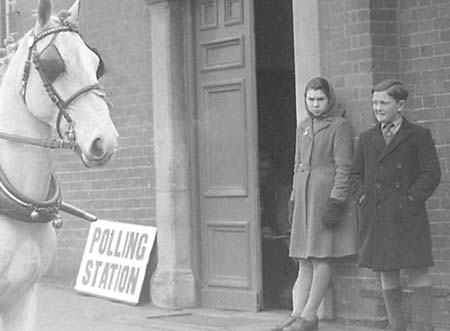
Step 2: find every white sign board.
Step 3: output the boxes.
[75,220,156,305]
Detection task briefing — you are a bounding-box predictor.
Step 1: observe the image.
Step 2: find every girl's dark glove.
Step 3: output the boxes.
[288,200,294,225]
[322,198,346,228]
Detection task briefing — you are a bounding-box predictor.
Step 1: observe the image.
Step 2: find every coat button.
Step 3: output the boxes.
[395,182,400,189]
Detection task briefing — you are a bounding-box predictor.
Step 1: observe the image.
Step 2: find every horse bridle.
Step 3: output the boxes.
[0,23,106,227]
[21,23,105,145]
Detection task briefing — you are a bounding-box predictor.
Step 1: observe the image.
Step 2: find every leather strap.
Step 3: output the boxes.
[0,131,74,149]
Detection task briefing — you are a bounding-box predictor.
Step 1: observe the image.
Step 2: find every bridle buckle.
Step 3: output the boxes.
[49,93,60,104]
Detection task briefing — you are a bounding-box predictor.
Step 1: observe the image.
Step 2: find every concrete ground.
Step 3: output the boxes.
[36,283,446,331]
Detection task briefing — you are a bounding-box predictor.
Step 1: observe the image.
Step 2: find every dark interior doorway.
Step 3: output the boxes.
[254,0,298,310]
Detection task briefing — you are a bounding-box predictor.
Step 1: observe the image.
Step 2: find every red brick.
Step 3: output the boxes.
[357,9,370,21]
[400,0,419,9]
[373,35,398,46]
[413,56,442,71]
[347,47,372,61]
[443,55,450,66]
[402,46,421,59]
[434,17,450,30]
[420,45,434,56]
[440,29,450,42]
[345,22,371,35]
[436,119,450,143]
[373,61,400,72]
[412,31,440,45]
[370,9,397,21]
[400,35,413,47]
[412,6,440,20]
[435,42,450,55]
[439,3,450,15]
[344,0,370,11]
[401,22,419,34]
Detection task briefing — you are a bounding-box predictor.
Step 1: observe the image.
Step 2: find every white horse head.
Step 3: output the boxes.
[0,1,118,330]
[6,0,118,167]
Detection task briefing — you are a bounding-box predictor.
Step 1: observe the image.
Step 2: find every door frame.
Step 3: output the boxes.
[147,0,321,310]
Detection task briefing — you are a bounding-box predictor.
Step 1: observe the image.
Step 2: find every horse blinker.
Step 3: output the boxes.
[37,43,65,83]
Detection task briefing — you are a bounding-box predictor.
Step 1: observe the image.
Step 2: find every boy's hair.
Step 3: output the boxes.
[372,79,409,102]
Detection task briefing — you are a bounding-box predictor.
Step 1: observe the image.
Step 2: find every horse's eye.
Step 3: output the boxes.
[39,44,65,83]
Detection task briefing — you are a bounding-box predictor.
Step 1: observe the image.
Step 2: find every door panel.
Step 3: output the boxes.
[202,81,248,197]
[195,0,261,311]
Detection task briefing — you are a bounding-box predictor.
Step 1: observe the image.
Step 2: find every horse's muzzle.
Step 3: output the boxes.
[79,134,118,167]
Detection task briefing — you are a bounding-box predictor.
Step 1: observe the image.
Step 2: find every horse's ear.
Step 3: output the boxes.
[36,0,52,27]
[67,0,81,23]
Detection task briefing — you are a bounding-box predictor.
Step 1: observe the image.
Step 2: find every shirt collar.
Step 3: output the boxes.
[382,116,403,135]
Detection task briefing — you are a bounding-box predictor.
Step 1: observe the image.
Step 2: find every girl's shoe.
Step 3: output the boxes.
[283,316,318,331]
[270,316,297,331]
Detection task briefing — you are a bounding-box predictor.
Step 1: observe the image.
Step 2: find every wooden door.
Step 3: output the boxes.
[194,0,262,311]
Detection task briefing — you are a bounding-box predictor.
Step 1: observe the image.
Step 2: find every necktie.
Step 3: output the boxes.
[382,122,395,144]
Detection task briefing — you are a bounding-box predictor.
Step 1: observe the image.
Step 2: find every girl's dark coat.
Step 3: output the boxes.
[289,114,357,259]
[349,118,441,271]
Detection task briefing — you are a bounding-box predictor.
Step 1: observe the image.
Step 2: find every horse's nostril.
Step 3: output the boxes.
[91,137,106,159]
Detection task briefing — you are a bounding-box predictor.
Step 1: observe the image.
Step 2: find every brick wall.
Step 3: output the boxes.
[320,0,450,328]
[319,0,385,326]
[398,1,450,327]
[320,0,375,137]
[15,0,156,283]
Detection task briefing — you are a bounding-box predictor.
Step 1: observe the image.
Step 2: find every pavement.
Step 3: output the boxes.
[36,282,449,331]
[35,282,382,331]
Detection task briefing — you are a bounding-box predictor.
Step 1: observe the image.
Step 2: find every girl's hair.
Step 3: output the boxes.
[372,79,409,102]
[304,77,331,100]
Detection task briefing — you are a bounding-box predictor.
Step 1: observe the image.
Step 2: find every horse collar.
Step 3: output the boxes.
[0,167,62,225]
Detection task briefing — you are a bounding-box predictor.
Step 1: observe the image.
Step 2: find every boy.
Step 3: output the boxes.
[349,80,441,331]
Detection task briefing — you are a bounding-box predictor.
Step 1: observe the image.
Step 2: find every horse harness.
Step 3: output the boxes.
[0,23,105,227]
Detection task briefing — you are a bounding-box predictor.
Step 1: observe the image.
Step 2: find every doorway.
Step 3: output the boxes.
[254,0,297,310]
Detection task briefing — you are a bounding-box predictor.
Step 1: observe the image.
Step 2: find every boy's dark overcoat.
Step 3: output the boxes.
[349,117,441,271]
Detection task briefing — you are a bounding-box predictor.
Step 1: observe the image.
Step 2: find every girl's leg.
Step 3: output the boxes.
[380,270,406,331]
[291,258,313,317]
[407,268,434,331]
[380,270,401,290]
[271,259,313,331]
[299,258,331,321]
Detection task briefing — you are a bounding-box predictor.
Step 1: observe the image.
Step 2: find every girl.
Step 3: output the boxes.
[272,77,356,331]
